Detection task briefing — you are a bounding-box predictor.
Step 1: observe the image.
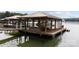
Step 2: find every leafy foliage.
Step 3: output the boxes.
[0,11,27,19]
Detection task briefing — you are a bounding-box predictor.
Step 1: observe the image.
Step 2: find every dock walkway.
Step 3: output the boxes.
[21,28,66,37]
[0,28,18,31]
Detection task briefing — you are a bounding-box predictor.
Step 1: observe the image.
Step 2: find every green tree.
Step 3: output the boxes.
[4,11,11,17]
[0,11,27,19]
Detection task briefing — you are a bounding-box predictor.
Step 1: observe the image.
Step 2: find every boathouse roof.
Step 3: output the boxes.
[19,12,62,19]
[4,15,21,20]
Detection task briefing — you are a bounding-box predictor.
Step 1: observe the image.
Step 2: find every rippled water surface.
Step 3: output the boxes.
[58,22,79,47]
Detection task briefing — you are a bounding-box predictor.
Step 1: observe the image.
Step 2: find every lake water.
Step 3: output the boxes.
[0,22,79,47]
[58,22,79,47]
[0,31,12,40]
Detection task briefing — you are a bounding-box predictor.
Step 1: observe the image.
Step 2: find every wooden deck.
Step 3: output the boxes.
[21,27,66,37]
[0,28,18,31]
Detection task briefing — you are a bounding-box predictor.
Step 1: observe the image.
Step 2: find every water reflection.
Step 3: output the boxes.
[58,22,79,47]
[18,34,62,47]
[0,31,12,40]
[0,33,62,47]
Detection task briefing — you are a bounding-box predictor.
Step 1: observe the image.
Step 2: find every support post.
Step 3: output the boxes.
[27,19,28,27]
[24,20,26,30]
[12,20,14,28]
[61,19,62,28]
[32,19,34,27]
[50,20,52,29]
[45,20,47,32]
[6,20,8,25]
[20,21,22,30]
[55,20,56,29]
[38,20,40,28]
[16,21,18,29]
[18,20,20,30]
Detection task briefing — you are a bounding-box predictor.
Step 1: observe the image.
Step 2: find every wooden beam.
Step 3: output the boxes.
[26,19,28,27]
[61,20,62,28]
[50,20,52,29]
[38,20,40,27]
[55,20,56,29]
[24,20,26,30]
[20,21,22,30]
[45,20,47,32]
[32,19,34,27]
[7,20,8,25]
[18,20,20,29]
[16,22,18,29]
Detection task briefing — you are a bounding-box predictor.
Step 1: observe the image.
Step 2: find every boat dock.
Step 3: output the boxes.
[0,28,18,31]
[0,28,18,33]
[20,28,66,38]
[2,12,66,37]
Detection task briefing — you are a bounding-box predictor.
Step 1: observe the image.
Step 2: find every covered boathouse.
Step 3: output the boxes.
[18,12,65,36]
[2,15,21,29]
[3,12,65,37]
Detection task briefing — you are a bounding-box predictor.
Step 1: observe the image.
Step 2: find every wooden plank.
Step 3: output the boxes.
[24,27,66,36]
